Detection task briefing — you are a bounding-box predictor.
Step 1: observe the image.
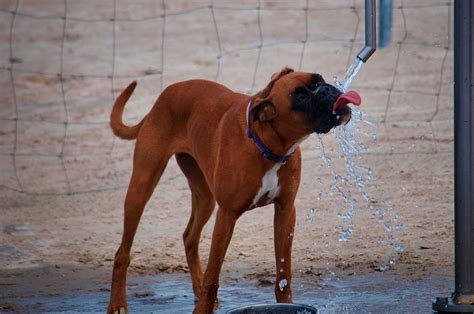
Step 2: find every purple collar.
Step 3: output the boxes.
[246,101,294,164]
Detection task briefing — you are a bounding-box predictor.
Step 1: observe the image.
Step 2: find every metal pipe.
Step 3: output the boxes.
[454,0,474,304]
[379,0,393,48]
[433,1,474,311]
[357,0,376,63]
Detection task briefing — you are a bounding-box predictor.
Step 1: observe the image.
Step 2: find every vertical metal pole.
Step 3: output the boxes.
[454,0,474,304]
[379,0,393,48]
[433,1,474,311]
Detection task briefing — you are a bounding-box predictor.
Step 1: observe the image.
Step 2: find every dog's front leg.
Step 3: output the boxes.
[193,208,238,314]
[273,203,295,303]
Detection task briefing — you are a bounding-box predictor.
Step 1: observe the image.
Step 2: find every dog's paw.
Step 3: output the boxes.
[107,305,127,314]
[194,296,219,306]
[193,300,219,314]
[113,307,128,314]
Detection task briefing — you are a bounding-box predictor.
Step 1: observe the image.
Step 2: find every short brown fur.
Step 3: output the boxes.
[107,68,336,313]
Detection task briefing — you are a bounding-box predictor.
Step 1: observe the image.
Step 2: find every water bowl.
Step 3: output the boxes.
[227,303,317,314]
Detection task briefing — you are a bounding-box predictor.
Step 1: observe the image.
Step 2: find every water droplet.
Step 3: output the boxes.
[379,263,391,272]
[395,223,405,231]
[337,225,353,242]
[279,279,288,292]
[394,242,406,253]
[306,208,316,223]
[280,258,285,263]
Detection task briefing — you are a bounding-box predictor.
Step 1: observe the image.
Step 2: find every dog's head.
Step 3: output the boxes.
[250,68,361,136]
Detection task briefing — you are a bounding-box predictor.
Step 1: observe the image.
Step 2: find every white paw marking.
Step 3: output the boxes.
[114,307,127,314]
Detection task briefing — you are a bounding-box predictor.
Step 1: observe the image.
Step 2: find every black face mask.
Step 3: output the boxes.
[291,83,343,134]
[312,83,344,133]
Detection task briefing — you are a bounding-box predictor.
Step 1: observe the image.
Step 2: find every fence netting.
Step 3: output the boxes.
[0,0,452,197]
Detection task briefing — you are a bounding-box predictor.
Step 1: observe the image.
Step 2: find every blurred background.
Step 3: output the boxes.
[0,0,453,312]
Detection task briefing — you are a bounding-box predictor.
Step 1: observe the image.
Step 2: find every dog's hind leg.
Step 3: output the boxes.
[176,153,216,300]
[108,136,171,314]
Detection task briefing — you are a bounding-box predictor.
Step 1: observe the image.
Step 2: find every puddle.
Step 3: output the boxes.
[2,271,452,313]
[0,244,41,269]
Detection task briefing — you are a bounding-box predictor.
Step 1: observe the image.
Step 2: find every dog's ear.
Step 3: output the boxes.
[252,99,277,122]
[271,67,294,80]
[250,67,293,122]
[256,67,294,99]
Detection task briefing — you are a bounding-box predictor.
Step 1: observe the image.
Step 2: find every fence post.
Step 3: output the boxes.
[433,1,474,311]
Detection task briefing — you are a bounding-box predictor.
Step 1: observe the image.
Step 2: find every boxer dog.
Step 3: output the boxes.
[107,68,361,314]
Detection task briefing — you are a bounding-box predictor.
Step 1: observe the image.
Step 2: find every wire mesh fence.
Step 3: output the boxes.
[0,0,452,196]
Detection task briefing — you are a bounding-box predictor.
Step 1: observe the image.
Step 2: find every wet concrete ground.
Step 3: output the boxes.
[0,264,453,313]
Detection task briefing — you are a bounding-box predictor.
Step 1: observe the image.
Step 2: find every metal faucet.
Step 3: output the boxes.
[357,0,376,63]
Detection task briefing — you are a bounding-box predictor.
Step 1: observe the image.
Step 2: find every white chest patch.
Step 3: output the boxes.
[250,136,309,207]
[252,163,282,206]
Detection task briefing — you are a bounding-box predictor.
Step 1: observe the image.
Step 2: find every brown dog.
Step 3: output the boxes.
[107,68,361,313]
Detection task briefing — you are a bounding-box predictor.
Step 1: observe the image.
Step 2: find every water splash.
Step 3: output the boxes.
[336,225,353,242]
[379,260,394,272]
[394,241,406,253]
[311,57,405,272]
[279,279,288,292]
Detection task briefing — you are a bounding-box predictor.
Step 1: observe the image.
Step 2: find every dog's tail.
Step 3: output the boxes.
[110,81,146,140]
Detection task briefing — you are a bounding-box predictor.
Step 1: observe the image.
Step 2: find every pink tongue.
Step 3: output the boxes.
[333,90,361,112]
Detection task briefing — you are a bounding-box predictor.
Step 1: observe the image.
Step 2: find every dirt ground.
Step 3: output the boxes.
[0,0,454,312]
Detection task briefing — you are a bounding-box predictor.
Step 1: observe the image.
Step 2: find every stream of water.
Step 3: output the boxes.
[310,58,405,273]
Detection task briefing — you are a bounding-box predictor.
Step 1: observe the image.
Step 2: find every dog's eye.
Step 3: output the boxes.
[298,94,308,103]
[291,86,313,112]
